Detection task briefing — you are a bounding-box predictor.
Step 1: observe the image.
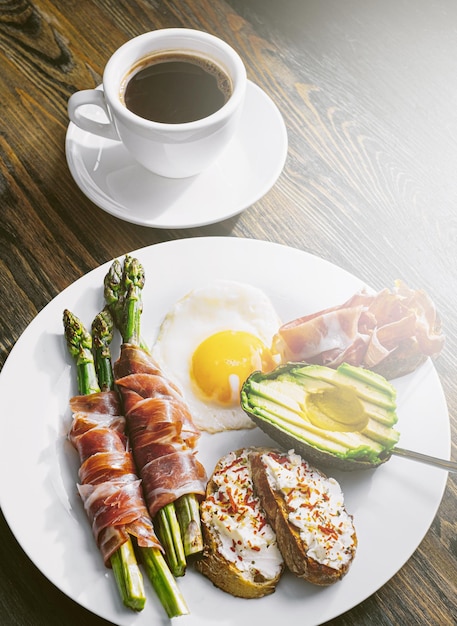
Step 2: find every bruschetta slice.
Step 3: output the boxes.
[249,448,357,585]
[195,448,284,598]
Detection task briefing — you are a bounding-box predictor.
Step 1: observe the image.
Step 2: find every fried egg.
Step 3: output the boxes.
[151,280,281,433]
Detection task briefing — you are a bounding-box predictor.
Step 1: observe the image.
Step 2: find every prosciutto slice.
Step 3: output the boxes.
[69,390,162,565]
[114,344,207,519]
[274,280,444,379]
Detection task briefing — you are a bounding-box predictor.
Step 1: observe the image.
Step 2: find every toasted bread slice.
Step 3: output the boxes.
[249,448,357,585]
[195,448,284,598]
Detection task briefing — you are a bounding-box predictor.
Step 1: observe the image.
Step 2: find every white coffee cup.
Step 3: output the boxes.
[68,29,247,178]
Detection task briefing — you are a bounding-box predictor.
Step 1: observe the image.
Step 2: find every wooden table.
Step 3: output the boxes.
[0,1,455,624]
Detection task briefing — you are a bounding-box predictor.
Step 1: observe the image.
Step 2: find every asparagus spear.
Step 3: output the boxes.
[104,256,204,568]
[63,308,146,611]
[91,307,115,392]
[91,307,189,617]
[103,259,124,337]
[104,258,148,352]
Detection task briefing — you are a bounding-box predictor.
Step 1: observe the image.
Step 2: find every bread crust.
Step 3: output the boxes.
[249,448,357,586]
[195,448,283,598]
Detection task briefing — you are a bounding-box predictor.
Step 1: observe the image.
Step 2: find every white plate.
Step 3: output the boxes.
[65,82,288,228]
[0,237,450,626]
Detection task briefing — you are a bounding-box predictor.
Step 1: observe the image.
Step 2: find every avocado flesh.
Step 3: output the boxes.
[240,362,400,470]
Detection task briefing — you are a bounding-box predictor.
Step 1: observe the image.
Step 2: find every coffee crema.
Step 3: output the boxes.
[120,52,232,124]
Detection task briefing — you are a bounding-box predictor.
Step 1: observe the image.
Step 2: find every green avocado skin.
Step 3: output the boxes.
[240,362,400,471]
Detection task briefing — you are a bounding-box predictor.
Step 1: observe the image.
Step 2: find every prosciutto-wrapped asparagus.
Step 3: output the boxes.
[115,343,207,517]
[105,256,206,576]
[68,391,162,565]
[64,308,188,617]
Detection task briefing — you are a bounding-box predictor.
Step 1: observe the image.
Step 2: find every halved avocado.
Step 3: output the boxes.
[240,362,400,471]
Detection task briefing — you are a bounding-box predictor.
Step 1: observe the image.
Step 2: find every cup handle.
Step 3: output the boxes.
[68,89,120,140]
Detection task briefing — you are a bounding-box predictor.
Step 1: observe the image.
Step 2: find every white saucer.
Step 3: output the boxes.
[65,81,288,229]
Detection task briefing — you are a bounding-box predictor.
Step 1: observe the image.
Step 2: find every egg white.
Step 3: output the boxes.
[151,280,282,433]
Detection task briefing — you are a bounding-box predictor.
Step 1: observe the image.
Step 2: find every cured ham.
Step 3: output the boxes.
[114,344,207,519]
[274,280,444,379]
[69,390,162,565]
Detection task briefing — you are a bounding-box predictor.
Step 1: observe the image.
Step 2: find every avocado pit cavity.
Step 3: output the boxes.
[305,386,369,432]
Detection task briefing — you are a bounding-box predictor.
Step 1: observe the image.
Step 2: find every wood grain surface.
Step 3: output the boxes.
[0,1,456,624]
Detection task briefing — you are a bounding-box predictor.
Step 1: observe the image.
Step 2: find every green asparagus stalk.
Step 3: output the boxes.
[91,307,115,392]
[139,542,189,618]
[63,308,146,611]
[110,541,145,611]
[104,256,203,567]
[154,504,186,578]
[104,258,148,352]
[91,307,189,617]
[175,493,205,557]
[103,259,124,337]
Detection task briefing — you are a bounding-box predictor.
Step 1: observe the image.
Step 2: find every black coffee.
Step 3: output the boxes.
[121,52,232,124]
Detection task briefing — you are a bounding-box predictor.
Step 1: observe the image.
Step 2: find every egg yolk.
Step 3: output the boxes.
[191,330,276,406]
